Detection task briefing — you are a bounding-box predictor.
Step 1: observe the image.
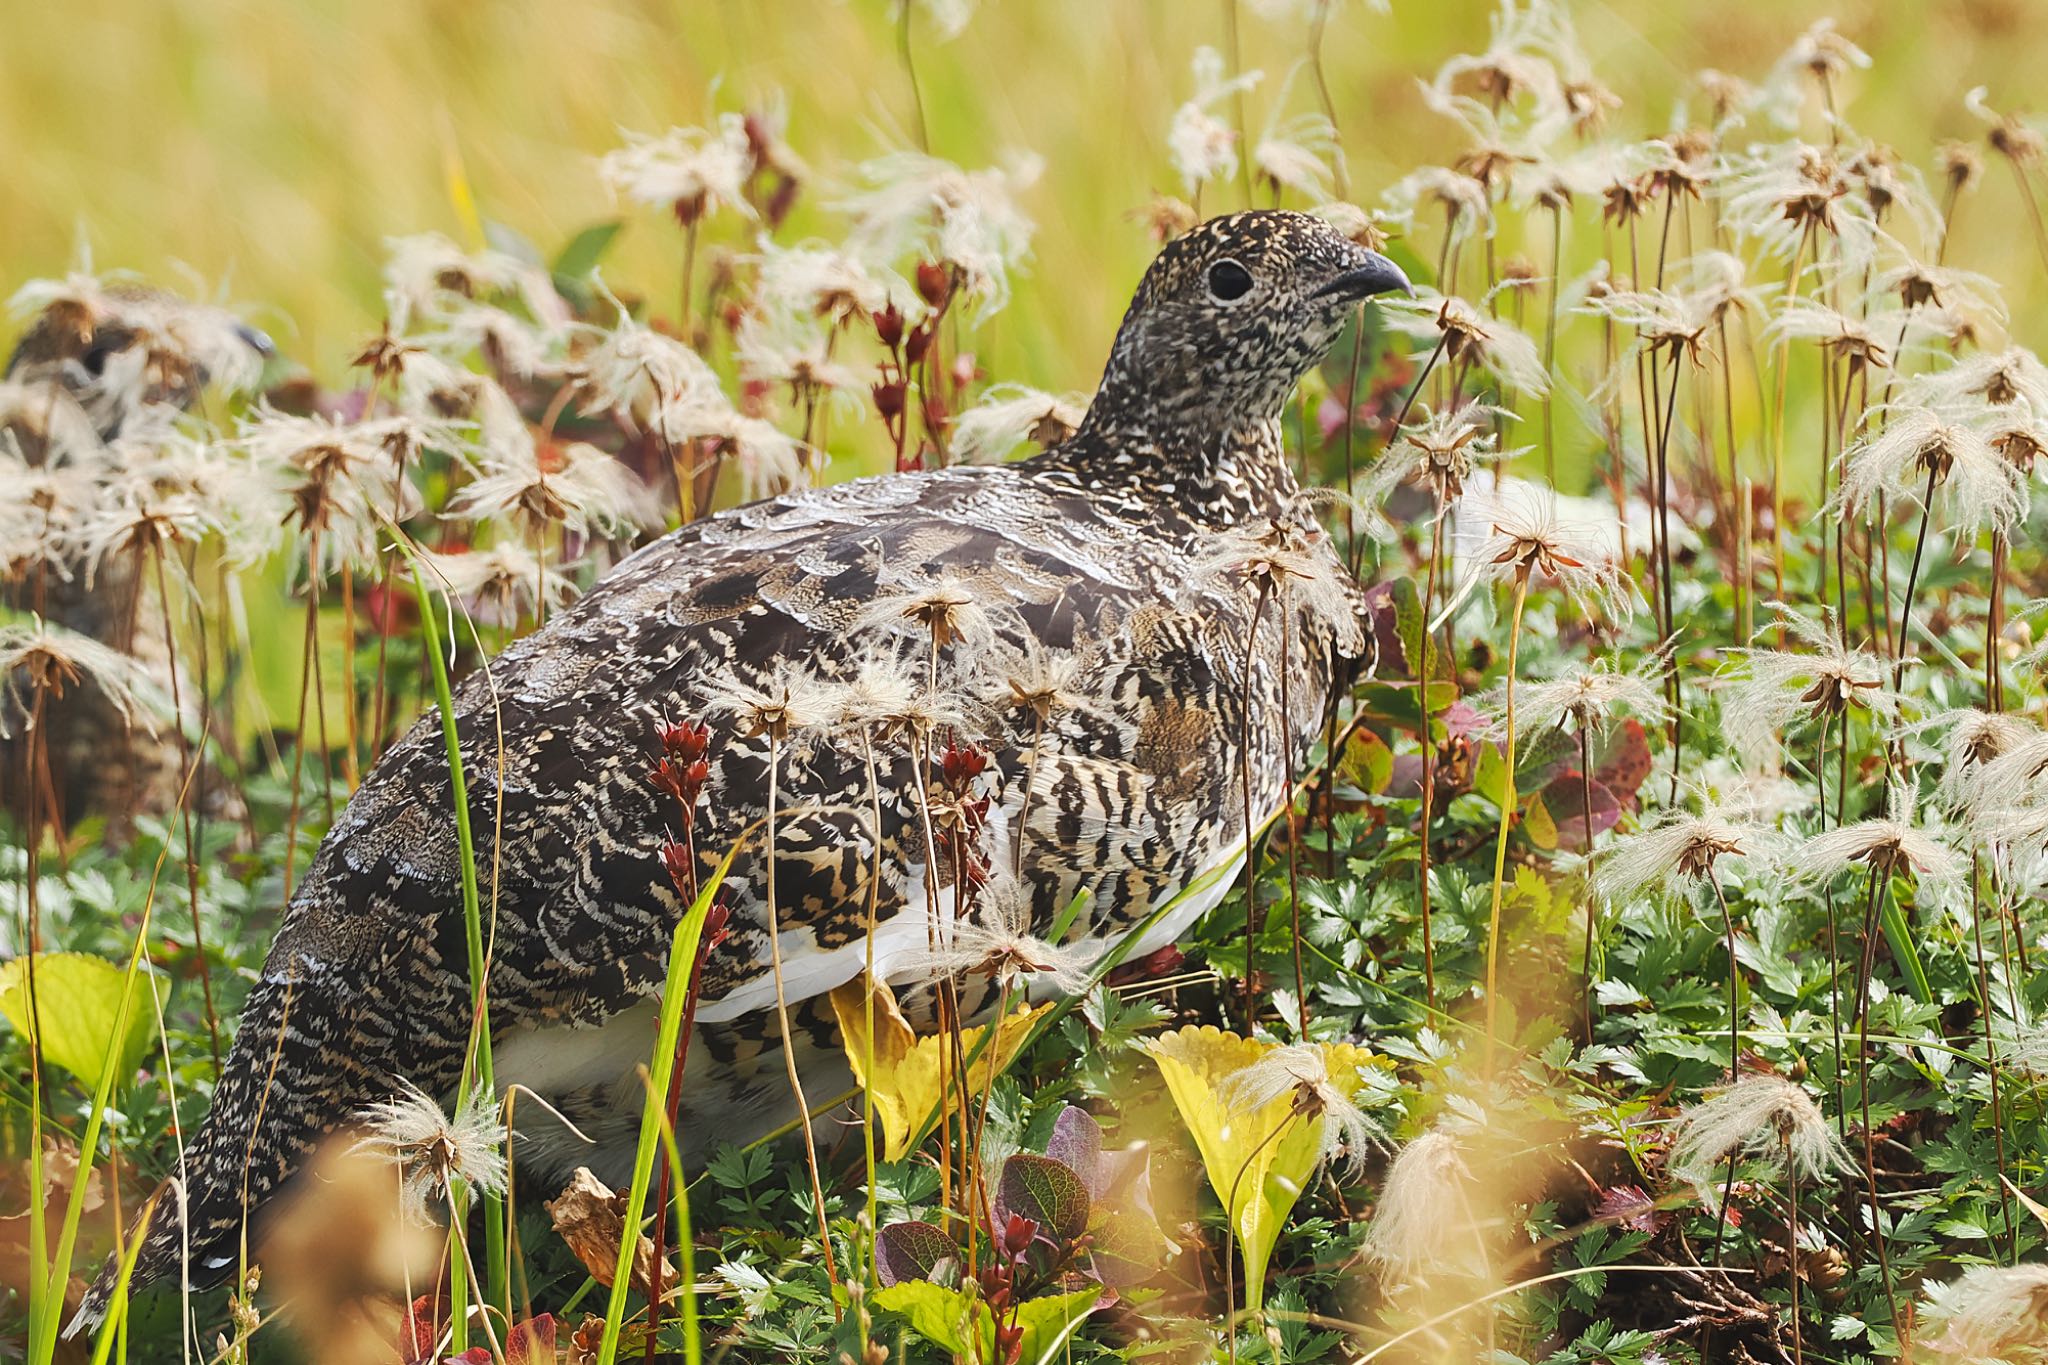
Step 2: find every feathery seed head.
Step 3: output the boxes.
[1836,406,2026,539]
[1920,1263,2048,1362]
[598,117,755,226]
[950,384,1088,465]
[1719,606,1899,765]
[1218,1043,1385,1181]
[1361,1130,1475,1283]
[1669,1075,1851,1195]
[352,1083,510,1224]
[1596,804,1775,907]
[0,620,164,738]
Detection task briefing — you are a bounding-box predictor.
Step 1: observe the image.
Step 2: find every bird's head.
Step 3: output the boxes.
[1087,210,1411,439]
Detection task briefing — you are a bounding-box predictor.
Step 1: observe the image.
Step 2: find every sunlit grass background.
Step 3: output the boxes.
[10,0,2048,404]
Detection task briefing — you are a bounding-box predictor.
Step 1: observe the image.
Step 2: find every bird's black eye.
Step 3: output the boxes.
[1206,259,1254,303]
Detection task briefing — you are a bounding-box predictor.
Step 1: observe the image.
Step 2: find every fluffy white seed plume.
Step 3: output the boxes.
[576,310,725,438]
[1189,511,1365,654]
[414,544,576,622]
[382,232,568,333]
[1903,345,2048,412]
[1668,1075,1851,1197]
[1798,788,1962,885]
[597,117,755,222]
[352,1082,510,1224]
[446,437,653,541]
[898,872,1091,994]
[237,406,436,579]
[1919,1264,2048,1361]
[1439,485,1636,626]
[1717,606,1900,767]
[703,658,839,744]
[1836,405,2027,541]
[1476,651,1671,741]
[1927,708,2039,813]
[1253,92,1342,202]
[1353,405,1509,540]
[1218,1044,1385,1181]
[1385,292,1550,396]
[944,384,1086,466]
[1594,803,1778,908]
[837,149,1040,320]
[1380,167,1494,248]
[0,620,166,738]
[1361,1130,1477,1283]
[751,238,897,327]
[1169,47,1262,197]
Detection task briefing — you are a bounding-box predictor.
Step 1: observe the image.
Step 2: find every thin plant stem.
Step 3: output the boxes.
[1237,580,1274,1029]
[1892,463,1940,699]
[1853,863,1904,1335]
[1787,1137,1804,1365]
[1416,521,1446,1010]
[897,0,930,154]
[151,547,222,1076]
[1967,854,2016,1263]
[1706,866,1744,1268]
[1482,570,1532,1074]
[1577,720,1597,1040]
[761,732,840,1291]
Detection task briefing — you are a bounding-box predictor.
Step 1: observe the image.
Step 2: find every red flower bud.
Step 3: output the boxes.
[765,175,800,230]
[904,321,934,367]
[673,192,708,229]
[915,261,951,309]
[659,842,694,897]
[872,380,907,420]
[874,305,905,348]
[1000,1212,1038,1257]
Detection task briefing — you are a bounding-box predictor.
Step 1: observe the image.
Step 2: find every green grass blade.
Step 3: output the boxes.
[596,841,741,1365]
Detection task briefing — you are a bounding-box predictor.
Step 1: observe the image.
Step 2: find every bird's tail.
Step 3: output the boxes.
[65,960,393,1338]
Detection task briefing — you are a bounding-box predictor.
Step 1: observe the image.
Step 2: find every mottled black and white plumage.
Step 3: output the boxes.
[79,211,1408,1327]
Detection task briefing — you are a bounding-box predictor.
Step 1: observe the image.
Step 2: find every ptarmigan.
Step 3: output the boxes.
[79,210,1408,1325]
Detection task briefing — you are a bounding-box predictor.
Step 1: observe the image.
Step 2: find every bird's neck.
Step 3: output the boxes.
[1037,407,1302,528]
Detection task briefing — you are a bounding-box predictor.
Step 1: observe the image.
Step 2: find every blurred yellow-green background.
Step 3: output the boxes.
[7,0,2048,390]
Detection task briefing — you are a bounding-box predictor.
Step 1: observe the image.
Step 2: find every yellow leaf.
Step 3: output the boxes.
[1523,791,1558,851]
[830,977,1051,1163]
[1146,1026,1381,1315]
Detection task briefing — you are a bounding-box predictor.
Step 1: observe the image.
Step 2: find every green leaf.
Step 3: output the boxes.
[1881,898,1931,1003]
[997,1154,1091,1243]
[1338,728,1394,795]
[553,220,624,280]
[0,952,164,1089]
[1014,1285,1106,1365]
[873,1280,987,1357]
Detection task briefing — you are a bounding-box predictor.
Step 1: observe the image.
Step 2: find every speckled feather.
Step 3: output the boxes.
[77,211,1408,1328]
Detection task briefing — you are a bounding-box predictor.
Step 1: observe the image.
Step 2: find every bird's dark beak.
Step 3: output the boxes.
[1311,251,1414,303]
[236,322,276,358]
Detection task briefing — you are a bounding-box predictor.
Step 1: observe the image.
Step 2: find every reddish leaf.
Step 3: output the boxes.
[1540,772,1623,849]
[506,1315,557,1365]
[1593,1183,1666,1233]
[996,1154,1091,1244]
[1593,718,1654,808]
[877,1219,957,1287]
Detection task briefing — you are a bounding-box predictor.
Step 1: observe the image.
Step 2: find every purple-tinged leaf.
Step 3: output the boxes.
[877,1220,956,1287]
